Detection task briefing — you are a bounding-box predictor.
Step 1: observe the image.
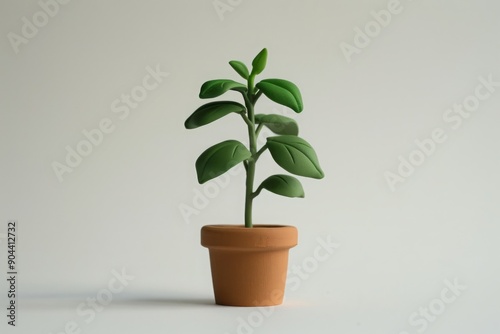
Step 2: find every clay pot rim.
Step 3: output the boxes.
[201,224,298,250]
[203,224,295,229]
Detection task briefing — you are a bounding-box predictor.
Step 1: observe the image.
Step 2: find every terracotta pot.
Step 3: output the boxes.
[201,224,298,306]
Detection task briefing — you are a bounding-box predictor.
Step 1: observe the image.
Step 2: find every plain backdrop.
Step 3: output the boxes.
[1,0,499,333]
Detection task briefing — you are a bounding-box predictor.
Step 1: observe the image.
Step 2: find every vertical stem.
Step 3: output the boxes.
[244,159,255,228]
[244,75,257,228]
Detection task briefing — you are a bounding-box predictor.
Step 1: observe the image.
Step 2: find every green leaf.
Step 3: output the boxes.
[185,101,245,129]
[251,48,268,76]
[267,135,324,179]
[256,79,303,113]
[199,79,247,99]
[195,140,251,184]
[229,60,249,80]
[255,114,299,136]
[258,174,304,198]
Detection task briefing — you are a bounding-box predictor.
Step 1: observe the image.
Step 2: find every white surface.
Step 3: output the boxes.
[1,0,499,333]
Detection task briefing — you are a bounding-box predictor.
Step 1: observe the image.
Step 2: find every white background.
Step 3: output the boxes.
[1,0,499,333]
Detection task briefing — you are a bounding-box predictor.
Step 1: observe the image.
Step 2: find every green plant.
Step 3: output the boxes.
[185,48,324,228]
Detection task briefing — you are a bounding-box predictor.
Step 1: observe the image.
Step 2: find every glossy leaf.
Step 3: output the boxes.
[255,114,299,136]
[196,140,251,184]
[185,101,245,129]
[258,174,304,198]
[251,48,268,76]
[267,135,324,179]
[199,79,247,99]
[256,79,303,113]
[229,60,249,80]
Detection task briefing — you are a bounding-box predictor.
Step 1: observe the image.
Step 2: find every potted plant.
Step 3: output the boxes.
[184,48,324,306]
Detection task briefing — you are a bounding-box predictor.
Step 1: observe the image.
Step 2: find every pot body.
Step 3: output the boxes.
[201,224,298,306]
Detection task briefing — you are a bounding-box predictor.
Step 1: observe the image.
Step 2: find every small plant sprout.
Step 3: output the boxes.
[185,48,324,228]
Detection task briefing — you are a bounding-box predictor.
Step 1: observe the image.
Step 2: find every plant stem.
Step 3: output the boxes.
[244,159,255,228]
[255,123,264,138]
[255,144,267,161]
[244,75,257,228]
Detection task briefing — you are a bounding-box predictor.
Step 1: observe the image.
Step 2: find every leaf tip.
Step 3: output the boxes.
[251,48,268,76]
